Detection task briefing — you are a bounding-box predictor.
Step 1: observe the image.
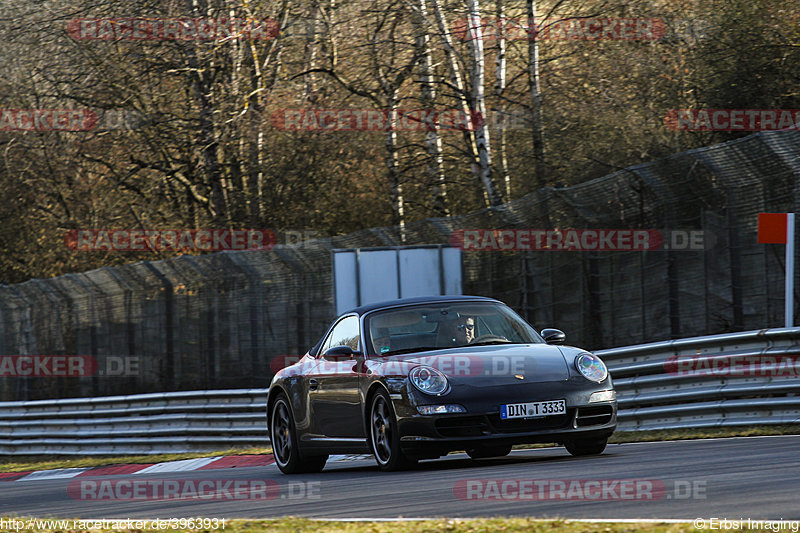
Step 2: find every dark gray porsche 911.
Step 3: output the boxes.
[267,295,616,473]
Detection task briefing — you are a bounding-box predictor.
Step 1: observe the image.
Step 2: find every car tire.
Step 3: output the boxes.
[270,393,328,474]
[466,444,513,459]
[564,437,608,456]
[368,389,417,472]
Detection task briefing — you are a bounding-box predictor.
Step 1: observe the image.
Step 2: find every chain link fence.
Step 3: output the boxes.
[1,130,799,400]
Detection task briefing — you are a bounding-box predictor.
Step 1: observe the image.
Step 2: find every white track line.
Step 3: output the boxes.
[17,468,89,482]
[133,457,221,474]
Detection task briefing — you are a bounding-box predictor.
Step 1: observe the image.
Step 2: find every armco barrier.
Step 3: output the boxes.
[0,389,269,455]
[597,328,800,431]
[1,328,799,454]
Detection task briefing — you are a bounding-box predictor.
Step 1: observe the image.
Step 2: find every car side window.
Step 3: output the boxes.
[321,315,361,354]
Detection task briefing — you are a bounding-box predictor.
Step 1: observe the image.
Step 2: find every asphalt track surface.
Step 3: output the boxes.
[1,436,799,521]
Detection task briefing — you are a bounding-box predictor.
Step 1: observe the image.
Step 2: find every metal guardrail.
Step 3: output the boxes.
[0,389,269,455]
[2,328,799,454]
[597,328,800,431]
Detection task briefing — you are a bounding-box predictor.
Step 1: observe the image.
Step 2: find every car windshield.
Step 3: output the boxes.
[366,301,544,356]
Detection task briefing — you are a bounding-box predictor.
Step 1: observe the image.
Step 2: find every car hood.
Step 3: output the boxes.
[373,343,572,383]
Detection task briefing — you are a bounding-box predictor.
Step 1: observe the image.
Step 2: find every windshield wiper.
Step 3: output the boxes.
[468,340,514,346]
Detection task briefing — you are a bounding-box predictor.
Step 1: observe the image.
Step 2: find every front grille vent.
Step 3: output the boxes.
[435,416,491,437]
[575,405,613,427]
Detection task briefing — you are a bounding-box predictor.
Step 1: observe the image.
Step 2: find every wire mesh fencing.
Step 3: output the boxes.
[1,130,799,400]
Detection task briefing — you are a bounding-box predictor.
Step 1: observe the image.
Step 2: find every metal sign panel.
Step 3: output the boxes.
[333,245,462,315]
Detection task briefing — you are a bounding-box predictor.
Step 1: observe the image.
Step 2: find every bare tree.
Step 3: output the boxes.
[411,0,449,216]
[527,0,547,190]
[494,0,510,199]
[466,0,503,206]
[294,0,419,231]
[430,0,503,207]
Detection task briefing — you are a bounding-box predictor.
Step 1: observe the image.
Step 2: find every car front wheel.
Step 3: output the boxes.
[369,389,417,472]
[564,437,608,456]
[270,393,328,474]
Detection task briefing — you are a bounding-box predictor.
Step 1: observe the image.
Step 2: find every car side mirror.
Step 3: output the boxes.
[541,328,566,345]
[323,345,358,361]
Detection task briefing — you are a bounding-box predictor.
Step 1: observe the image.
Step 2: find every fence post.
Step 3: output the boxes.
[727,192,745,330]
[143,263,176,390]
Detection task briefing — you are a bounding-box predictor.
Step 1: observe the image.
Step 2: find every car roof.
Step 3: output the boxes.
[343,295,501,315]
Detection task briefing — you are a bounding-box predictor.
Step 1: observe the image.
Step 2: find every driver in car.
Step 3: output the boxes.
[459,317,475,344]
[438,316,475,346]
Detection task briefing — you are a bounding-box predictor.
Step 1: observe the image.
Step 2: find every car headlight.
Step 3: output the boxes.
[409,365,449,395]
[575,353,608,382]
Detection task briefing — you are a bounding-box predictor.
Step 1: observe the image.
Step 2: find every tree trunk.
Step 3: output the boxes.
[386,91,405,240]
[200,111,229,228]
[413,0,449,216]
[185,0,229,226]
[467,0,503,206]
[527,0,547,190]
[495,0,510,199]
[430,0,488,205]
[303,1,321,101]
[244,0,289,225]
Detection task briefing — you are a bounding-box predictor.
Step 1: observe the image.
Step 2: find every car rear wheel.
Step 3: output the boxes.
[564,437,608,456]
[466,444,513,459]
[369,389,417,472]
[270,393,328,474]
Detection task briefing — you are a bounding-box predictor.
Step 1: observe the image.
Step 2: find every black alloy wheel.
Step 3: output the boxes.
[369,389,417,472]
[270,393,327,474]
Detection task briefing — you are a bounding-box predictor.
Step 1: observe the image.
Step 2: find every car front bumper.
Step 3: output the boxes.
[395,403,616,454]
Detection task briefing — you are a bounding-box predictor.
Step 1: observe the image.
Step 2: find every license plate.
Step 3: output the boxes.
[500,399,566,419]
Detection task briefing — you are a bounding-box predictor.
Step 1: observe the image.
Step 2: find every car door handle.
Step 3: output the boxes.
[309,379,319,390]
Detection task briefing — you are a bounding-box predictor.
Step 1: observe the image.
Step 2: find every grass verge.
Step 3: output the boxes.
[3,517,712,533]
[609,424,800,444]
